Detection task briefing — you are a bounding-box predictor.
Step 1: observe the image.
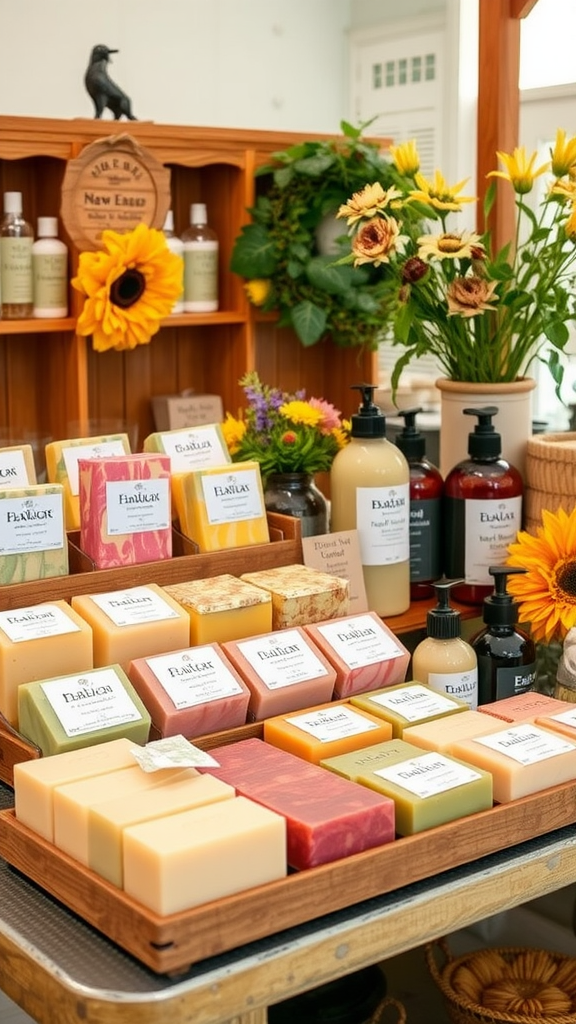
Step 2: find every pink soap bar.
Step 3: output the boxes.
[304,612,410,698]
[478,692,572,724]
[202,737,395,869]
[221,627,337,722]
[78,454,172,569]
[127,644,251,738]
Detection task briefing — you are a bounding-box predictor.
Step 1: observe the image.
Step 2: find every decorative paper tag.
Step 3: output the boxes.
[0,604,81,643]
[202,467,264,524]
[0,493,64,555]
[302,529,367,613]
[105,478,171,534]
[146,647,244,708]
[285,705,380,743]
[91,587,180,626]
[131,734,220,771]
[375,752,481,798]
[237,629,329,690]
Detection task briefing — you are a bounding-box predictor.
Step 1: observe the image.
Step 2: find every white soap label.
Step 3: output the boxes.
[132,735,220,771]
[475,723,574,764]
[375,751,482,799]
[0,449,30,488]
[237,629,329,689]
[41,668,143,737]
[202,467,264,524]
[355,484,410,566]
[158,426,229,471]
[317,614,403,668]
[146,647,243,708]
[428,668,478,710]
[91,587,180,626]
[464,496,523,586]
[550,708,576,727]
[0,492,64,555]
[366,684,460,723]
[63,440,127,495]
[0,604,81,643]
[286,705,380,743]
[105,477,170,535]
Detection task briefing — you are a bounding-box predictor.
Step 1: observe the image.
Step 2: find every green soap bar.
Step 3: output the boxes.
[351,682,467,738]
[0,484,68,583]
[18,664,151,756]
[321,738,425,780]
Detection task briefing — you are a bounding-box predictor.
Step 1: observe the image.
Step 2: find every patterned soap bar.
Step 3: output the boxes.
[241,563,350,629]
[45,432,132,530]
[78,453,172,569]
[0,483,68,584]
[163,574,273,645]
[171,460,269,552]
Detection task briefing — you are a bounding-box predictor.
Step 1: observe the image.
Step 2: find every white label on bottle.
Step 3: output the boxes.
[464,496,522,585]
[202,467,264,524]
[236,629,329,690]
[0,603,81,643]
[183,242,218,305]
[1,236,33,303]
[145,647,244,709]
[90,587,180,626]
[474,723,574,764]
[105,478,170,535]
[63,440,128,496]
[365,684,461,722]
[40,668,142,737]
[158,426,229,472]
[355,484,410,565]
[33,251,68,310]
[375,752,482,799]
[428,668,478,709]
[285,705,380,742]
[0,493,64,555]
[0,449,30,488]
[316,614,403,668]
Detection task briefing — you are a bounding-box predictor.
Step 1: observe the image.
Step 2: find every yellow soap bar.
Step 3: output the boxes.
[241,564,350,629]
[0,443,37,487]
[71,583,191,668]
[163,574,272,645]
[45,432,131,530]
[0,483,68,583]
[264,701,393,764]
[351,682,467,738]
[402,709,499,753]
[171,460,269,551]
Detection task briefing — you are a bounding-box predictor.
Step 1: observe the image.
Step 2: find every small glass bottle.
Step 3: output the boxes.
[395,407,444,600]
[162,209,184,314]
[182,202,218,312]
[32,217,68,318]
[1,191,34,319]
[412,578,479,709]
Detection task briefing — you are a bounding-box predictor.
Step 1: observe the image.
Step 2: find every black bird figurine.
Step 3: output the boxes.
[84,45,137,120]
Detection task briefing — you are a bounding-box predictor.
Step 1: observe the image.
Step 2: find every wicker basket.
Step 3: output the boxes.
[425,938,576,1024]
[371,996,407,1024]
[524,432,576,534]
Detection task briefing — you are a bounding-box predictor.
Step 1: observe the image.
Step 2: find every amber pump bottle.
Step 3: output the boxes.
[411,578,478,709]
[470,566,537,704]
[394,407,443,600]
[443,406,523,606]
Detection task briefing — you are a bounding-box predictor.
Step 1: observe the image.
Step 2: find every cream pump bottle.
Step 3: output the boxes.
[411,579,478,709]
[330,383,410,616]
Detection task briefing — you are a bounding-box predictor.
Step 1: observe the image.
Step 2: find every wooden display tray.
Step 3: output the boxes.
[1,779,576,976]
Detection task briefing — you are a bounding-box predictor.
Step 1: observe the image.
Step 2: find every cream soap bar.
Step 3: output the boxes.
[241,564,350,629]
[143,423,230,473]
[88,771,235,886]
[17,664,151,756]
[45,432,131,531]
[535,705,576,743]
[0,443,37,487]
[450,723,576,802]
[71,584,190,668]
[304,613,410,698]
[351,682,467,738]
[221,628,337,721]
[78,453,172,569]
[0,600,93,728]
[402,709,500,754]
[122,795,287,916]
[163,575,272,646]
[203,737,395,869]
[478,692,571,723]
[171,460,269,552]
[13,737,141,842]
[0,483,68,583]
[127,644,251,738]
[263,701,393,764]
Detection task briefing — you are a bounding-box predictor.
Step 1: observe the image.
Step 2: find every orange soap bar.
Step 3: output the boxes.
[535,704,576,743]
[263,701,393,764]
[402,709,499,754]
[478,692,572,723]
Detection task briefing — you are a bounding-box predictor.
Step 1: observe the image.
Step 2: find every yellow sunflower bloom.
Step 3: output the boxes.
[220,413,247,455]
[507,506,576,643]
[336,182,403,225]
[418,230,486,262]
[408,170,476,211]
[244,278,271,306]
[389,139,420,177]
[550,128,576,178]
[71,222,183,353]
[280,400,324,428]
[487,146,549,195]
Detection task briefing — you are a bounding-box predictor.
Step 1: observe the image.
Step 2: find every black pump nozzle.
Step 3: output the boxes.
[464,406,502,459]
[395,406,425,459]
[349,383,386,438]
[426,577,464,639]
[482,565,527,626]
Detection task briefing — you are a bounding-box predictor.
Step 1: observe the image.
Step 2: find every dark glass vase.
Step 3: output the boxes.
[263,472,328,538]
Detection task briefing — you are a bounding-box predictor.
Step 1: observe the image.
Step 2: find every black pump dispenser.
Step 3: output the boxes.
[482,566,526,627]
[426,579,464,640]
[470,565,537,704]
[349,383,386,439]
[464,406,501,459]
[395,407,425,460]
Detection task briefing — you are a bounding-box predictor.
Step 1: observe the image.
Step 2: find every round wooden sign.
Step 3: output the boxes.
[60,133,171,251]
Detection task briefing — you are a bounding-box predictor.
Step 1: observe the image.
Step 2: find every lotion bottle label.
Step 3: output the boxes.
[356,483,410,565]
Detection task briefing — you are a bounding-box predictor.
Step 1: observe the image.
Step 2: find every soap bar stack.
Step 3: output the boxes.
[45,431,132,531]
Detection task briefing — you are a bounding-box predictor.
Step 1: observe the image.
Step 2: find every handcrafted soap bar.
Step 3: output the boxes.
[478,692,571,723]
[13,737,141,842]
[163,574,272,646]
[0,443,37,487]
[321,737,426,781]
[170,460,269,552]
[78,453,172,569]
[221,628,337,721]
[0,600,93,728]
[263,701,393,763]
[203,737,395,869]
[143,423,230,473]
[88,771,235,886]
[351,682,467,738]
[402,709,499,754]
[71,584,190,668]
[304,613,410,698]
[241,564,350,629]
[127,644,251,738]
[535,705,576,742]
[45,432,131,530]
[17,664,151,756]
[0,483,68,584]
[123,795,287,915]
[450,723,576,802]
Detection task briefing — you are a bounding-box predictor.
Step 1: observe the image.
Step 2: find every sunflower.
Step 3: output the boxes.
[506,506,576,643]
[72,222,183,353]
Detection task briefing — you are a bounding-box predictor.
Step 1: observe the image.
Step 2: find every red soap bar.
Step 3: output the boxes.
[202,737,395,869]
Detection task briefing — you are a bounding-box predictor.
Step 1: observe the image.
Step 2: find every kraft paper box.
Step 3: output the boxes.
[152,393,224,432]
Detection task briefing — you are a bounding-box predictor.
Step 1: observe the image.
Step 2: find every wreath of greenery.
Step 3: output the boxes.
[229,121,399,350]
